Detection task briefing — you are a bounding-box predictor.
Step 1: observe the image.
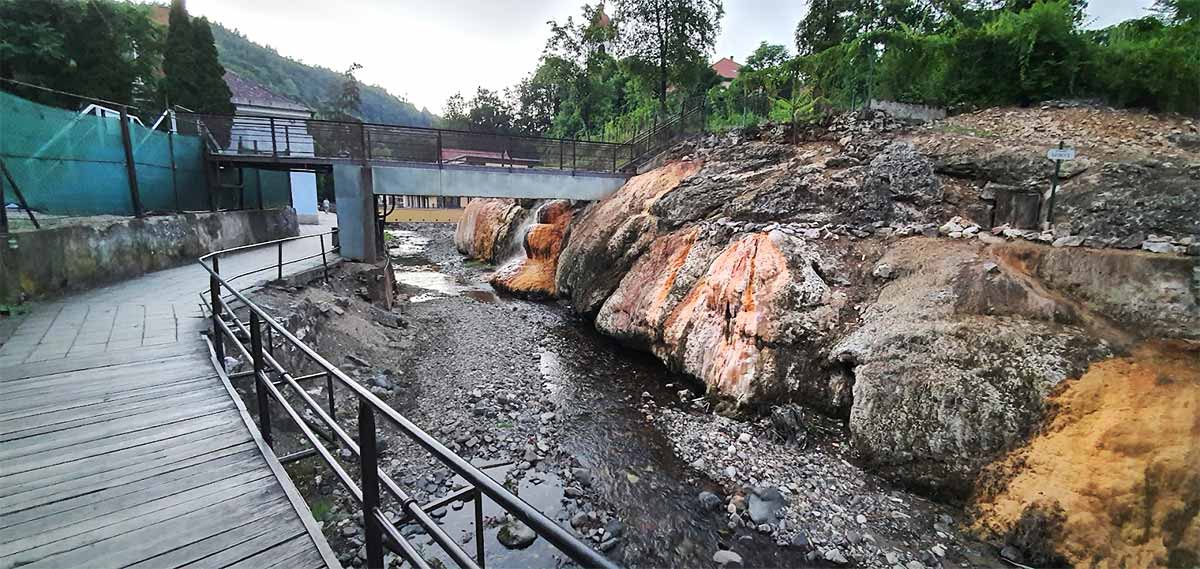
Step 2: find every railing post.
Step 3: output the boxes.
[319,233,330,282]
[269,117,278,157]
[0,179,8,234]
[118,106,144,218]
[277,241,283,281]
[612,145,617,172]
[559,139,564,170]
[359,400,384,569]
[360,123,371,163]
[507,136,513,172]
[250,311,273,447]
[210,256,224,368]
[437,130,443,169]
[572,138,577,175]
[326,371,337,431]
[474,489,487,568]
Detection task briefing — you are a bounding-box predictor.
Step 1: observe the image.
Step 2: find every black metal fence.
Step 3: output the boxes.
[177,113,638,175]
[197,232,619,569]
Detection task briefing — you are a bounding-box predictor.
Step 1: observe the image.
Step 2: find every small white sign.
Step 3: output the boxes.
[1047,147,1077,161]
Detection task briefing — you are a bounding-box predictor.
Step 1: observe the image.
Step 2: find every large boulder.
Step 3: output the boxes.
[454,199,526,263]
[834,238,1112,499]
[596,227,872,411]
[555,160,703,313]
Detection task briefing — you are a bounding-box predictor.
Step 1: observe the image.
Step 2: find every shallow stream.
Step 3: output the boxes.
[385,227,810,568]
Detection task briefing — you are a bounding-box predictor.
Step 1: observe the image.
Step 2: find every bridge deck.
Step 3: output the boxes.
[0,225,339,569]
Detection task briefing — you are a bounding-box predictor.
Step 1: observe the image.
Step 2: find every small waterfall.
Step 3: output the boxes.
[499,201,549,264]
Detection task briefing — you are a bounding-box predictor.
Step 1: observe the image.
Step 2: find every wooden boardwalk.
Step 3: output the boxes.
[0,231,339,569]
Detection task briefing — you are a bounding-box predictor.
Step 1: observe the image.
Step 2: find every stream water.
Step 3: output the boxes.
[385,227,810,568]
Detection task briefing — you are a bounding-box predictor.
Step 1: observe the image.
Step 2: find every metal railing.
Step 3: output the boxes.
[197,233,619,569]
[177,112,638,175]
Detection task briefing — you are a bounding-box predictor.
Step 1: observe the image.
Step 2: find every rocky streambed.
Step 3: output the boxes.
[232,222,1018,569]
[455,106,1200,568]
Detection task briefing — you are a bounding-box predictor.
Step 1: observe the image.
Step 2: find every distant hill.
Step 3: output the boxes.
[211,24,435,127]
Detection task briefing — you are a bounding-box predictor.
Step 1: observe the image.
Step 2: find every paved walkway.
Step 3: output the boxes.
[0,220,340,569]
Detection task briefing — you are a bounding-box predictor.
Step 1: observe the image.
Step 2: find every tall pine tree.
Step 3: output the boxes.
[160,0,231,114]
[190,17,233,114]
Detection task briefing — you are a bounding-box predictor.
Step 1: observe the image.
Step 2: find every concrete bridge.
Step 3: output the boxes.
[179,106,703,261]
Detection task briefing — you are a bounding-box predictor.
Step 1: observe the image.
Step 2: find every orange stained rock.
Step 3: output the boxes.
[972,340,1200,568]
[599,227,699,338]
[490,202,574,296]
[568,160,703,243]
[455,199,519,261]
[661,233,792,400]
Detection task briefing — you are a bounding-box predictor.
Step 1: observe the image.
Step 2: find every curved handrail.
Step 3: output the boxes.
[197,236,619,569]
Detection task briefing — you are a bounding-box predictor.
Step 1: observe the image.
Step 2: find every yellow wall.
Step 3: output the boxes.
[384,208,465,223]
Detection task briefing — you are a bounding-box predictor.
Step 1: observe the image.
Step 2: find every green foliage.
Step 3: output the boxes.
[791,0,1200,114]
[309,498,333,522]
[187,17,234,114]
[614,0,724,109]
[0,0,162,108]
[321,63,364,121]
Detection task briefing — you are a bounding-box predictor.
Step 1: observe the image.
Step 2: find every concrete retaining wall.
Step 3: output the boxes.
[869,99,947,123]
[0,208,298,303]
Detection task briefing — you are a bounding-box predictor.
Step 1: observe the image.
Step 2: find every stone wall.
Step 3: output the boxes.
[0,208,298,303]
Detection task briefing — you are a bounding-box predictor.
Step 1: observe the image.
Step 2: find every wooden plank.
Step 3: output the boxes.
[0,471,279,562]
[4,486,297,569]
[1,343,207,380]
[225,533,327,569]
[0,411,240,478]
[0,375,214,423]
[200,336,341,568]
[0,389,230,442]
[0,441,259,516]
[122,514,303,569]
[0,451,264,534]
[0,400,235,460]
[0,423,250,497]
[0,356,213,397]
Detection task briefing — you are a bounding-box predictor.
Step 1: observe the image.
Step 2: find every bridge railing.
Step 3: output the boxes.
[197,233,619,569]
[177,112,636,175]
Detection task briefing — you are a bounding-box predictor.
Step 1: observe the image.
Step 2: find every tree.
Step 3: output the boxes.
[1153,0,1200,22]
[323,62,363,120]
[615,0,724,109]
[160,1,231,113]
[189,17,233,114]
[744,42,791,70]
[161,0,194,108]
[67,1,136,105]
[795,0,856,55]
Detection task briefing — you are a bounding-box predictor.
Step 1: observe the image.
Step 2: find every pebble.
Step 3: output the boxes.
[497,518,537,549]
[698,491,723,511]
[712,549,743,566]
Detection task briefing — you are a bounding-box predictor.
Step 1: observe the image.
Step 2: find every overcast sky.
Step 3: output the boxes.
[166,0,1156,114]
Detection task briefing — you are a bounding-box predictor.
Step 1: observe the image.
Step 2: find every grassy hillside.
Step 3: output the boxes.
[211,24,435,126]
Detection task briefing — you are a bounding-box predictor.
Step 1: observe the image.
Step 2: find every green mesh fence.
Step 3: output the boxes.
[0,90,208,215]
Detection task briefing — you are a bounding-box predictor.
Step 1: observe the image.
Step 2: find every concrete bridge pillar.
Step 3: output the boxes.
[333,164,378,263]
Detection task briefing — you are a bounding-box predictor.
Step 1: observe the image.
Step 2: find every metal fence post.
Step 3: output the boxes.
[118,107,144,218]
[572,138,577,175]
[269,117,278,157]
[474,489,486,568]
[277,241,283,281]
[359,400,384,569]
[611,145,617,172]
[437,130,443,168]
[250,311,273,447]
[0,180,7,234]
[319,233,330,282]
[210,256,224,368]
[167,123,180,212]
[559,139,564,170]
